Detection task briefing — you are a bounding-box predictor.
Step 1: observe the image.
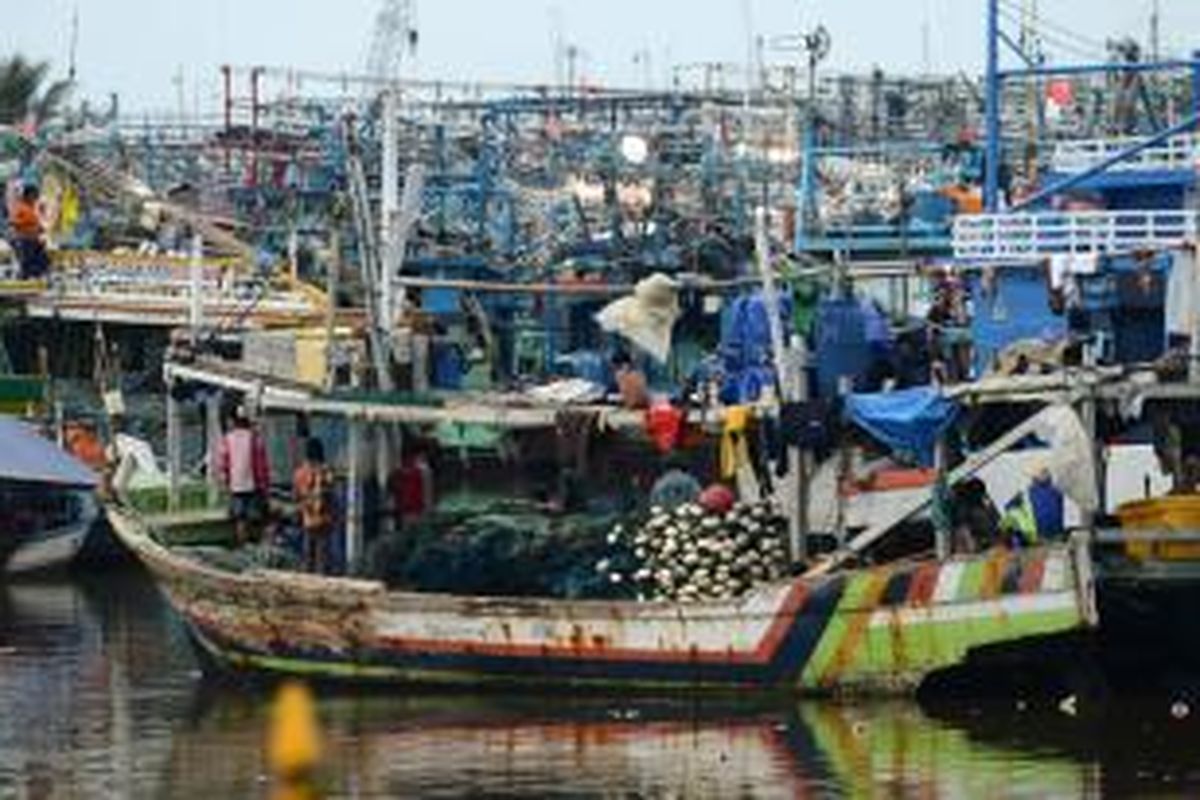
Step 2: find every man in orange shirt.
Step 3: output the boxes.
[292,437,334,573]
[8,184,48,279]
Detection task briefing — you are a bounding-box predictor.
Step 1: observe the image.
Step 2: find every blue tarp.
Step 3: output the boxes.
[845,387,959,467]
[968,268,1067,375]
[0,416,97,487]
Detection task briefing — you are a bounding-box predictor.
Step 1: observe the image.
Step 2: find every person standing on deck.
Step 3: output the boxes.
[7,184,49,280]
[999,463,1064,548]
[216,405,271,545]
[611,350,650,410]
[292,437,334,573]
[390,438,434,528]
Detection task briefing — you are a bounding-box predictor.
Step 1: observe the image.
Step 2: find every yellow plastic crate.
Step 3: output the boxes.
[1116,495,1200,562]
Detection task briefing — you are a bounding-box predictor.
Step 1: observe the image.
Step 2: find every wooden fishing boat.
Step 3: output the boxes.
[106,502,1097,693]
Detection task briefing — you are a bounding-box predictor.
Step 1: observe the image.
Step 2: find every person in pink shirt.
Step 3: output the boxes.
[216,405,271,545]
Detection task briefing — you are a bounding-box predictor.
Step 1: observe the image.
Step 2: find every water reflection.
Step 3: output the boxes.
[0,569,1195,798]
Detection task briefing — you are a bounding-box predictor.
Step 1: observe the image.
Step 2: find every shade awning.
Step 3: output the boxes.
[0,416,98,488]
[845,387,960,467]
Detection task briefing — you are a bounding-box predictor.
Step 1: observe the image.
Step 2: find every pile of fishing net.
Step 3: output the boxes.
[364,500,624,599]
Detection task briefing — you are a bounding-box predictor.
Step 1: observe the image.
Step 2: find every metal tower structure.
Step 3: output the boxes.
[367,0,419,83]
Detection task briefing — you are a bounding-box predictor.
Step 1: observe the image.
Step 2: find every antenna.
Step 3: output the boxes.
[68,4,79,82]
[367,0,419,83]
[921,0,931,74]
[548,5,565,89]
[740,0,755,112]
[1149,0,1161,64]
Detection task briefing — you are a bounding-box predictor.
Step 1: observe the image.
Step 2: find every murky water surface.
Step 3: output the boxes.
[1,568,1197,798]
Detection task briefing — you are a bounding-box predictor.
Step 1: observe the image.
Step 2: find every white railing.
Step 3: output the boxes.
[953,210,1200,260]
[1050,133,1200,175]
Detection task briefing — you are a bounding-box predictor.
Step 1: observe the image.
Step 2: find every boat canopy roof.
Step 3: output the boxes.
[0,416,97,488]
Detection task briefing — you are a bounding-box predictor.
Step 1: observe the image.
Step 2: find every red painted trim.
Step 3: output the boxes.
[906,562,941,606]
[375,583,814,665]
[1018,556,1046,594]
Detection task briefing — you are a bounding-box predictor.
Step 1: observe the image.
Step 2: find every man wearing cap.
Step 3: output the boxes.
[216,405,272,545]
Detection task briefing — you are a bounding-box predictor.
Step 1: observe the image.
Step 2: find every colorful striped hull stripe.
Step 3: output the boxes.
[174,547,1086,691]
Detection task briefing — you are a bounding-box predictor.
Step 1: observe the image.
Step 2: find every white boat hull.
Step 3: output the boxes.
[4,493,99,576]
[5,521,92,575]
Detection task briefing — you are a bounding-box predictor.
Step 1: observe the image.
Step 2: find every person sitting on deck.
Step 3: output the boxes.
[292,437,334,573]
[7,184,49,280]
[216,405,271,546]
[951,477,1001,553]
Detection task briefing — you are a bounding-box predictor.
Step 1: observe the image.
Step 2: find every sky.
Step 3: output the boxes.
[5,0,1200,115]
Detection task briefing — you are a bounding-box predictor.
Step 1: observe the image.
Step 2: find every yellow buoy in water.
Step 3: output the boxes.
[268,680,323,783]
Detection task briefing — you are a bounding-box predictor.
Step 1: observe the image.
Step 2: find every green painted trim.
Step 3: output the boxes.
[800,571,885,685]
[955,558,986,602]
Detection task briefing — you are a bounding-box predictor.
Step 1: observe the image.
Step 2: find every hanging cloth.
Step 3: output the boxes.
[644,402,684,454]
[556,408,600,473]
[720,405,753,479]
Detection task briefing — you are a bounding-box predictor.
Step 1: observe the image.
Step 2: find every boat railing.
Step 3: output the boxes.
[1049,133,1200,174]
[952,210,1200,260]
[53,271,307,303]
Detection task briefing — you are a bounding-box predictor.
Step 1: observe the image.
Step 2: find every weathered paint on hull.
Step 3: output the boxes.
[106,505,1097,693]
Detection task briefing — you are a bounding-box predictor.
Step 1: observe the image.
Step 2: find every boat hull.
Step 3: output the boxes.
[5,521,92,575]
[106,505,1098,693]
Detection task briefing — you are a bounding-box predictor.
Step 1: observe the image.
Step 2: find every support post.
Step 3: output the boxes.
[793,337,810,562]
[345,416,364,574]
[381,88,400,333]
[412,333,430,393]
[1189,247,1200,384]
[753,206,805,564]
[324,229,340,390]
[834,375,852,548]
[984,0,1001,212]
[798,122,817,247]
[249,66,262,187]
[933,437,950,561]
[189,232,203,342]
[221,64,232,176]
[166,384,182,513]
[375,423,394,539]
[205,392,222,509]
[1192,51,1200,120]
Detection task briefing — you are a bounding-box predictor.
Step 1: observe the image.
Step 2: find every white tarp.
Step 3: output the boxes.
[1028,404,1100,513]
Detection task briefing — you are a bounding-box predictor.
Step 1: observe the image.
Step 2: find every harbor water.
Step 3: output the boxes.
[0,566,1198,798]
